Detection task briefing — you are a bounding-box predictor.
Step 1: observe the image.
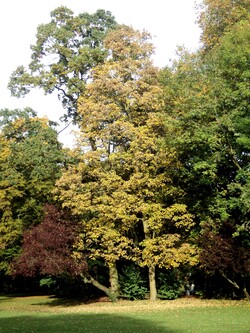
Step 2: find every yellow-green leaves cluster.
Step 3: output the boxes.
[141,235,198,269]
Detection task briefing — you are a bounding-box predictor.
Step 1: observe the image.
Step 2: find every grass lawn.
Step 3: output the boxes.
[0,295,249,333]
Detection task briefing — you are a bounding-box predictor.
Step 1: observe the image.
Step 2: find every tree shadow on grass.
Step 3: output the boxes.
[0,313,183,333]
[33,295,112,307]
[0,296,11,303]
[0,294,110,307]
[35,296,92,307]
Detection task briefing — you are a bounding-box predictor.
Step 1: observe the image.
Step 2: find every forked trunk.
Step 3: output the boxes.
[81,274,111,297]
[81,262,120,302]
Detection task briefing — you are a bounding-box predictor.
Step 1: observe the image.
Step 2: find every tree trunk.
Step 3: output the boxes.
[221,272,240,290]
[143,220,157,301]
[81,262,120,302]
[221,272,250,301]
[243,287,250,301]
[81,274,111,297]
[148,264,157,301]
[108,262,120,302]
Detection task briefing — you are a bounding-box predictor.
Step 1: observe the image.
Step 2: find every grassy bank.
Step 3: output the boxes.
[0,295,249,332]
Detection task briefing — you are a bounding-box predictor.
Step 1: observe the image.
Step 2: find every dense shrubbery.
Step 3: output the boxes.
[119,265,148,300]
[157,270,183,300]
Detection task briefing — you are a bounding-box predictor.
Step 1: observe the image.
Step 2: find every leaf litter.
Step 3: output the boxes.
[0,296,249,314]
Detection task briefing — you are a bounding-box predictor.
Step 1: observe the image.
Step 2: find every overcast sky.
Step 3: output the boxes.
[0,0,202,146]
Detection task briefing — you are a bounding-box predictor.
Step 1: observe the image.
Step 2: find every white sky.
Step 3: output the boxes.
[0,0,202,146]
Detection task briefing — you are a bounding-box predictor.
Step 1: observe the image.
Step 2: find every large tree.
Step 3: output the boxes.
[55,25,198,301]
[8,6,117,122]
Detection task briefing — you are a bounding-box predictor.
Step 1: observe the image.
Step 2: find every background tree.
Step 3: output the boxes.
[199,227,250,300]
[160,1,250,298]
[0,135,24,274]
[0,108,64,275]
[160,49,218,225]
[200,223,250,300]
[198,19,250,298]
[8,6,117,122]
[197,0,250,52]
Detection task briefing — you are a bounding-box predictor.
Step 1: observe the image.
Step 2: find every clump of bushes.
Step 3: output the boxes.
[119,265,148,300]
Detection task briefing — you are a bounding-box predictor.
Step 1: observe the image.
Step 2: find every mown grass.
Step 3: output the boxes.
[0,295,249,333]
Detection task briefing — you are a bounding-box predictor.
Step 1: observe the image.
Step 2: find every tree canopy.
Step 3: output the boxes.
[160,2,250,298]
[197,0,250,51]
[8,7,117,122]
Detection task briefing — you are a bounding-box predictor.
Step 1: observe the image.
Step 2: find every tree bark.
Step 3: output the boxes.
[81,274,111,297]
[80,263,120,302]
[221,272,240,290]
[148,264,157,301]
[243,288,250,301]
[82,275,116,302]
[108,262,120,302]
[143,219,157,301]
[221,272,250,301]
